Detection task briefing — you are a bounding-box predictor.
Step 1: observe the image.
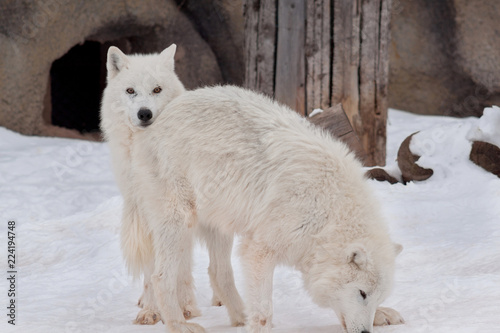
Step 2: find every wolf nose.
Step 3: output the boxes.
[361,331,370,333]
[137,108,152,121]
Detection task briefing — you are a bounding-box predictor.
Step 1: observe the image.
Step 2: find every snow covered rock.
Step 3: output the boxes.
[467,106,500,177]
[469,141,500,178]
[397,132,434,183]
[365,168,399,184]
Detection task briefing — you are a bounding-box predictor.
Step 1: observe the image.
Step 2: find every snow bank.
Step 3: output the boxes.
[467,105,500,147]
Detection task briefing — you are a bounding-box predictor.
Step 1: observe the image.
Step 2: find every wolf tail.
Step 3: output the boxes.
[121,202,153,280]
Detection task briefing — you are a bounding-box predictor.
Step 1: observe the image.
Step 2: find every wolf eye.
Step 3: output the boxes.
[126,88,135,94]
[153,87,162,94]
[360,290,367,299]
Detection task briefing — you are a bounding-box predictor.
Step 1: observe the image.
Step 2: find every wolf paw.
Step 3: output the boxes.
[245,324,272,333]
[211,295,223,306]
[231,319,246,327]
[246,315,272,333]
[134,308,162,325]
[168,321,206,333]
[229,311,246,327]
[183,304,201,320]
[374,306,405,326]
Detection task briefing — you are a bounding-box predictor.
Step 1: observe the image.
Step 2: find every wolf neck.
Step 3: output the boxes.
[293,237,334,274]
[102,113,132,142]
[294,229,374,274]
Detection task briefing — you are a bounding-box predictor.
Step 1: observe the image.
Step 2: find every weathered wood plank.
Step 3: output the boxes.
[305,0,316,114]
[255,0,276,96]
[309,106,352,137]
[359,0,380,165]
[312,0,322,112]
[243,0,259,90]
[320,0,331,109]
[332,0,361,135]
[358,0,391,166]
[308,104,368,164]
[275,0,306,115]
[305,0,332,115]
[374,0,391,165]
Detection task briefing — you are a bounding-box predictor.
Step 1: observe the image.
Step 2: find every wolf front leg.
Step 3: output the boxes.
[240,240,277,333]
[150,207,206,333]
[201,225,246,326]
[374,307,405,326]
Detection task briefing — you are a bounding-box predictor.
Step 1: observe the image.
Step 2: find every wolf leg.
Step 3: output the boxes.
[201,225,245,326]
[150,204,206,333]
[135,259,162,325]
[240,240,276,333]
[176,233,202,320]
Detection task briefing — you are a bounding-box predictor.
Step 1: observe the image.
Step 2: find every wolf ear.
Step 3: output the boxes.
[160,44,177,71]
[346,244,368,270]
[394,243,403,256]
[107,46,129,79]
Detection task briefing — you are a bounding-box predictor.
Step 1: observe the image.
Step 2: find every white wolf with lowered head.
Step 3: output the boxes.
[128,82,405,331]
[100,45,246,328]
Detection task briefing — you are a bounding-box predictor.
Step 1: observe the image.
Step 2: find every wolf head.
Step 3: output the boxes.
[101,44,185,133]
[304,239,402,333]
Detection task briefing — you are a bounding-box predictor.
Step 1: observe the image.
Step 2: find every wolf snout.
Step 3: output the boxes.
[137,108,153,124]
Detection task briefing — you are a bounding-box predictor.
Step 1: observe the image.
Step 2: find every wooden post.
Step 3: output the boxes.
[244,0,276,97]
[331,0,360,135]
[275,0,306,116]
[244,0,392,166]
[358,0,391,166]
[305,0,331,113]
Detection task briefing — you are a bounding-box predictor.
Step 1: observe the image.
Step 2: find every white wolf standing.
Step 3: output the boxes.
[100,45,246,327]
[102,45,404,333]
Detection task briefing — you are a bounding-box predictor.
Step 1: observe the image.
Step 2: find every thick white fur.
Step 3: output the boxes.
[100,45,245,328]
[130,85,404,333]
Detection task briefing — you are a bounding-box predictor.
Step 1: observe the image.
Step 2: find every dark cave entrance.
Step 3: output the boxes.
[49,41,106,134]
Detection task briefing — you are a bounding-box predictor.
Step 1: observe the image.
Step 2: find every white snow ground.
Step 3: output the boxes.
[0,109,499,333]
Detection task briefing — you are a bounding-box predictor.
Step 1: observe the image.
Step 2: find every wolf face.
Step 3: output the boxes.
[305,242,402,333]
[102,44,185,131]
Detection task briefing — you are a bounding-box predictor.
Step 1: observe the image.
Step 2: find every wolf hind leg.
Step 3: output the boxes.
[177,232,201,320]
[135,259,162,325]
[200,225,246,326]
